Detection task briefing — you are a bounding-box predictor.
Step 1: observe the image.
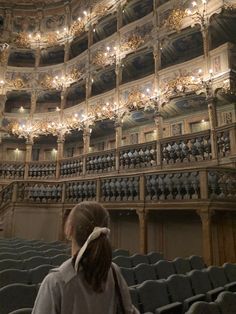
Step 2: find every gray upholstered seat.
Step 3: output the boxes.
[112,249,129,258]
[147,252,163,264]
[131,254,149,267]
[129,287,140,312]
[29,264,54,284]
[207,266,236,292]
[8,308,32,314]
[120,267,136,286]
[50,254,69,266]
[0,259,23,271]
[43,249,64,257]
[167,274,205,312]
[223,263,236,282]
[134,263,157,284]
[215,291,236,314]
[173,257,192,274]
[137,279,182,314]
[189,255,206,270]
[23,256,50,270]
[154,260,176,279]
[185,301,221,314]
[188,269,224,301]
[0,253,19,260]
[113,256,133,268]
[0,269,29,288]
[20,251,44,260]
[0,284,38,314]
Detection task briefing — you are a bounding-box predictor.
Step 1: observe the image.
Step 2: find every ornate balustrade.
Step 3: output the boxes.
[160,131,212,166]
[0,183,13,207]
[0,167,235,209]
[85,150,115,175]
[146,172,200,201]
[60,157,83,178]
[16,182,62,203]
[0,162,25,179]
[0,124,235,184]
[217,129,231,158]
[208,169,236,199]
[101,176,140,202]
[119,142,156,170]
[28,162,56,179]
[65,180,97,203]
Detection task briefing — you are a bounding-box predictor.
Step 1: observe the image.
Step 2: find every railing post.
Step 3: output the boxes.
[61,182,66,203]
[12,182,18,203]
[154,114,163,167]
[139,174,145,202]
[199,169,209,199]
[136,209,148,254]
[96,178,101,202]
[197,208,214,266]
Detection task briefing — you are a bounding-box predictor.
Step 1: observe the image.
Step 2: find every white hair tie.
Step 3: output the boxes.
[75,226,110,272]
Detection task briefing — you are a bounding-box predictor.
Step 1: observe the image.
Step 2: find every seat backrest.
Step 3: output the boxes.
[167,274,193,302]
[50,254,69,266]
[215,291,236,314]
[131,254,149,267]
[129,287,140,311]
[0,253,20,260]
[223,263,236,282]
[174,257,192,274]
[112,249,129,258]
[23,256,50,270]
[147,252,163,264]
[43,249,64,257]
[0,259,23,271]
[36,245,56,251]
[120,267,136,286]
[8,308,32,314]
[189,255,206,270]
[188,269,212,294]
[134,263,156,284]
[186,301,221,314]
[207,266,228,288]
[154,260,175,279]
[29,264,54,284]
[137,280,170,312]
[15,246,35,253]
[112,256,132,268]
[0,269,29,288]
[19,251,44,260]
[0,283,38,314]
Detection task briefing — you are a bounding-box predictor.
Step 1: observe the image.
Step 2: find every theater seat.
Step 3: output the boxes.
[134,263,156,284]
[0,269,29,288]
[8,309,32,314]
[0,284,38,314]
[189,255,206,270]
[154,260,175,279]
[223,263,236,282]
[173,257,192,274]
[207,266,236,292]
[215,291,236,314]
[50,254,70,266]
[147,252,163,264]
[113,256,133,268]
[185,301,221,314]
[29,264,54,284]
[131,254,149,267]
[120,267,136,286]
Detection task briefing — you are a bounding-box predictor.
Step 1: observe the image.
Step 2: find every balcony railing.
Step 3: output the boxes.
[0,123,235,183]
[0,167,235,209]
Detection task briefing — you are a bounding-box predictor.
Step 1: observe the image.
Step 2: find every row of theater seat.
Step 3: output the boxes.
[116,254,205,273]
[186,291,236,314]
[128,263,236,313]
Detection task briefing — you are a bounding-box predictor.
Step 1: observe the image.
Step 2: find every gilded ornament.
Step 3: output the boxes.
[14,32,30,48]
[163,9,187,32]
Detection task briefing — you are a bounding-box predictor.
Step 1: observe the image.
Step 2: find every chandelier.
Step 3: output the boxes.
[41,69,81,90]
[186,0,209,29]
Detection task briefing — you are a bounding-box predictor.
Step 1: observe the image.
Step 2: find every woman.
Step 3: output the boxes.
[32,201,139,314]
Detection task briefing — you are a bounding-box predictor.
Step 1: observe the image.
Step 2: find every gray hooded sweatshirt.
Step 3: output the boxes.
[32,259,139,314]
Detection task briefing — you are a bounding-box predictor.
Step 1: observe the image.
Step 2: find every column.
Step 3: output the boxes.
[0,95,7,127]
[115,119,122,171]
[30,90,37,117]
[64,41,70,63]
[24,140,33,179]
[136,209,149,254]
[197,208,214,266]
[56,134,65,179]
[82,126,91,175]
[35,48,41,68]
[4,9,12,32]
[154,113,163,166]
[202,26,211,73]
[60,89,67,111]
[207,95,218,160]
